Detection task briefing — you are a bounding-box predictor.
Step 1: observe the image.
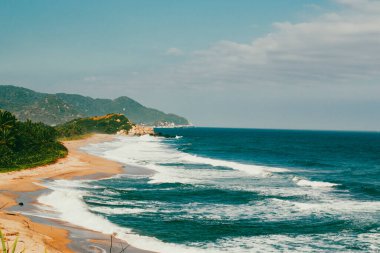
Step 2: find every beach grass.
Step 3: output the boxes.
[0,230,23,253]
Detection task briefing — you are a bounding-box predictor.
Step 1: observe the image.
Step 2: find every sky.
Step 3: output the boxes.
[1,0,379,131]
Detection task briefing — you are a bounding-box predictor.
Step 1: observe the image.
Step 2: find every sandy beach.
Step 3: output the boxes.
[0,134,150,253]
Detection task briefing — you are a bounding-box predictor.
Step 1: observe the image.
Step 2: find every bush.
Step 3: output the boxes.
[55,113,132,139]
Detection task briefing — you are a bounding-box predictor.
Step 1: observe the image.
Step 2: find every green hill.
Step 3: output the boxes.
[55,114,133,139]
[0,85,189,126]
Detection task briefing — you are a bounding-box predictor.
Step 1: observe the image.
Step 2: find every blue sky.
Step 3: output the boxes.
[1,0,379,130]
[1,0,333,72]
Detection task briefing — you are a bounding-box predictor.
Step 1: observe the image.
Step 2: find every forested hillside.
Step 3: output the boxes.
[56,114,133,139]
[0,85,189,126]
[0,110,67,171]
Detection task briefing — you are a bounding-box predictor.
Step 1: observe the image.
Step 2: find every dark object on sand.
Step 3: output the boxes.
[18,202,24,206]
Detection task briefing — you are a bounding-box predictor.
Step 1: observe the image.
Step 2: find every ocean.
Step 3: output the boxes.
[38,128,380,252]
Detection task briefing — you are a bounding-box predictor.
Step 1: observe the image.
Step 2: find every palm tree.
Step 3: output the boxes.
[0,110,16,148]
[0,110,16,130]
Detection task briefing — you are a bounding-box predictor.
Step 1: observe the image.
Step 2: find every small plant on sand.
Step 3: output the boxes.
[0,230,24,253]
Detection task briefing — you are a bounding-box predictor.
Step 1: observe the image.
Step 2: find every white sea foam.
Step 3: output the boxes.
[82,135,290,184]
[166,200,308,221]
[181,153,289,176]
[90,206,150,215]
[292,176,339,188]
[194,233,380,252]
[293,199,380,214]
[37,180,224,253]
[38,180,126,235]
[38,179,379,253]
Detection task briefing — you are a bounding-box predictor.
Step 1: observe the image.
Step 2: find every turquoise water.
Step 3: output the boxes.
[44,128,380,252]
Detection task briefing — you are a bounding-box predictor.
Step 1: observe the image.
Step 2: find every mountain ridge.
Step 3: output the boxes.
[0,85,189,126]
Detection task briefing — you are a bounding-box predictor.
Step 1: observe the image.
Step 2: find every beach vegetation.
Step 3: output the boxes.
[55,113,133,139]
[0,110,133,172]
[0,230,24,253]
[0,110,67,172]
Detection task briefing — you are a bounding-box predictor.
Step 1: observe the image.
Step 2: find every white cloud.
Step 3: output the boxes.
[82,0,380,130]
[158,0,380,90]
[165,47,184,56]
[334,0,380,12]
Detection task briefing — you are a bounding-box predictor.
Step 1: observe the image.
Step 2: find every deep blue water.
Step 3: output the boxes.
[60,128,380,252]
[157,128,380,201]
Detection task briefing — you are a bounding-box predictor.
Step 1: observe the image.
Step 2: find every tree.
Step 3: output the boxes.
[0,110,68,171]
[0,110,16,148]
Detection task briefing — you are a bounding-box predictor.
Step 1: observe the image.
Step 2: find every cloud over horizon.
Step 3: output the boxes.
[127,0,379,130]
[164,0,380,91]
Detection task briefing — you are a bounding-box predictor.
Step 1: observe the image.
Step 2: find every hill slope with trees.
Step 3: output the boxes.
[0,85,189,126]
[0,110,67,171]
[55,113,133,139]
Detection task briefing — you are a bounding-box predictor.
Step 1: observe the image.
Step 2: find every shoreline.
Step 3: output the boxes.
[0,134,152,253]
